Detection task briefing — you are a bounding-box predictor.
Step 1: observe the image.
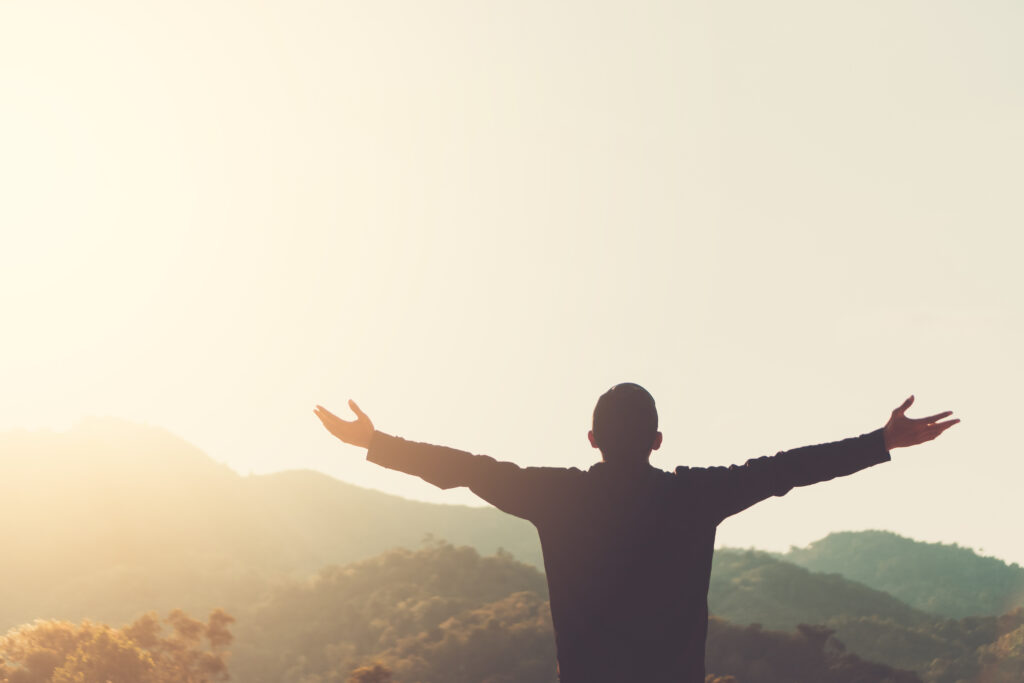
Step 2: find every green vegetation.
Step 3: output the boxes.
[705,619,922,683]
[0,610,232,683]
[783,530,1024,618]
[4,421,1024,681]
[820,610,1024,681]
[709,548,1024,680]
[710,549,934,630]
[0,420,540,631]
[232,543,923,683]
[229,542,552,683]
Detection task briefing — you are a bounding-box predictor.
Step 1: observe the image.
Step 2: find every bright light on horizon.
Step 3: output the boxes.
[1,0,1022,566]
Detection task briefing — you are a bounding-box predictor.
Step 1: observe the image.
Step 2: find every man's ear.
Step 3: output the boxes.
[652,431,663,451]
[588,430,599,449]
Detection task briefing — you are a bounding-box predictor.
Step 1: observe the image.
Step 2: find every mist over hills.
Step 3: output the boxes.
[4,419,1023,680]
[0,418,539,629]
[5,419,1021,624]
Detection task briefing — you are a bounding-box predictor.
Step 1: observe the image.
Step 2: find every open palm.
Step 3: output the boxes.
[314,400,375,449]
[883,395,958,450]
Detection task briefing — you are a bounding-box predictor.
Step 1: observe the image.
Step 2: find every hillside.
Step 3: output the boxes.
[0,419,540,630]
[4,420,1022,681]
[709,549,1024,679]
[783,531,1024,618]
[230,543,924,683]
[710,549,935,630]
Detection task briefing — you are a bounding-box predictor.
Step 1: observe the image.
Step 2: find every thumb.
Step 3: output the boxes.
[893,395,914,416]
[348,399,369,422]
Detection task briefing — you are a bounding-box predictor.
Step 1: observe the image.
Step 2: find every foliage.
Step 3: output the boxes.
[710,549,933,631]
[230,542,548,683]
[0,421,540,632]
[705,619,922,683]
[230,542,921,683]
[0,609,233,683]
[6,538,1023,683]
[5,424,1023,682]
[783,531,1024,618]
[373,591,556,683]
[711,548,1024,681]
[975,623,1024,682]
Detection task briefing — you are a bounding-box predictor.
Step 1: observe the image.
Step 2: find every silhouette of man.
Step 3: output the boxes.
[314,385,957,683]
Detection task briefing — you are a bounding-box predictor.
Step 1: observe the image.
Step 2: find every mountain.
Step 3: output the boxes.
[708,548,1024,679]
[4,419,1022,681]
[0,419,540,630]
[782,530,1024,618]
[230,542,555,683]
[709,549,935,630]
[230,542,924,683]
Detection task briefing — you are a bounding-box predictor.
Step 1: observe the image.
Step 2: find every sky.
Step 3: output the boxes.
[2,1,1022,565]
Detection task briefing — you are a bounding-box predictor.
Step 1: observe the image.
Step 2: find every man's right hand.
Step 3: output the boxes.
[314,400,375,449]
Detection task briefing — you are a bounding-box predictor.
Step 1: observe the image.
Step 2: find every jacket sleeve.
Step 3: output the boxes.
[365,431,572,522]
[686,428,891,525]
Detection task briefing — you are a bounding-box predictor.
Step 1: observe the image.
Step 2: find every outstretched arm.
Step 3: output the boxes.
[704,396,958,523]
[313,400,571,521]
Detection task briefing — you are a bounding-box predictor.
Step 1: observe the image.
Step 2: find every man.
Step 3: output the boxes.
[314,385,957,682]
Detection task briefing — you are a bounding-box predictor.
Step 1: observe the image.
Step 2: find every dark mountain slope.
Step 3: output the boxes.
[783,530,1024,618]
[710,549,935,630]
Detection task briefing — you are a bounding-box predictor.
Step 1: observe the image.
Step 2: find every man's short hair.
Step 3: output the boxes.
[592,383,659,462]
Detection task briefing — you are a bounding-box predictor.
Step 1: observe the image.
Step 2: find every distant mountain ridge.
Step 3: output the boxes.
[782,530,1024,618]
[4,418,1023,682]
[5,420,1020,625]
[708,548,1024,677]
[710,549,936,630]
[0,419,540,630]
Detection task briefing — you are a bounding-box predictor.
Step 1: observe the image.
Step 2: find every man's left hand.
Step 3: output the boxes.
[883,395,959,450]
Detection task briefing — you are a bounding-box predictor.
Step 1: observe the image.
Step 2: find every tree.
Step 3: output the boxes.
[0,620,153,683]
[124,609,235,682]
[0,609,234,683]
[976,624,1024,683]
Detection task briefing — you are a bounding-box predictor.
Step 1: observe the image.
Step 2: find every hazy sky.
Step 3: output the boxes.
[2,1,1022,566]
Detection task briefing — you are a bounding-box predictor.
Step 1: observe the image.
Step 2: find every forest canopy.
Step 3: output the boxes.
[0,609,233,683]
[4,425,1023,682]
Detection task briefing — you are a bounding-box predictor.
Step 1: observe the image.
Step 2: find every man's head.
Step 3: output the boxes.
[589,383,662,463]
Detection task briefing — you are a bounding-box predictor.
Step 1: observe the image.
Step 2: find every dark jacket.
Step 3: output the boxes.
[367,429,890,683]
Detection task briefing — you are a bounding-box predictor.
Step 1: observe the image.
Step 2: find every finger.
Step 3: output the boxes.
[348,399,369,421]
[893,395,914,416]
[922,419,960,441]
[917,410,954,424]
[316,405,342,420]
[315,409,350,430]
